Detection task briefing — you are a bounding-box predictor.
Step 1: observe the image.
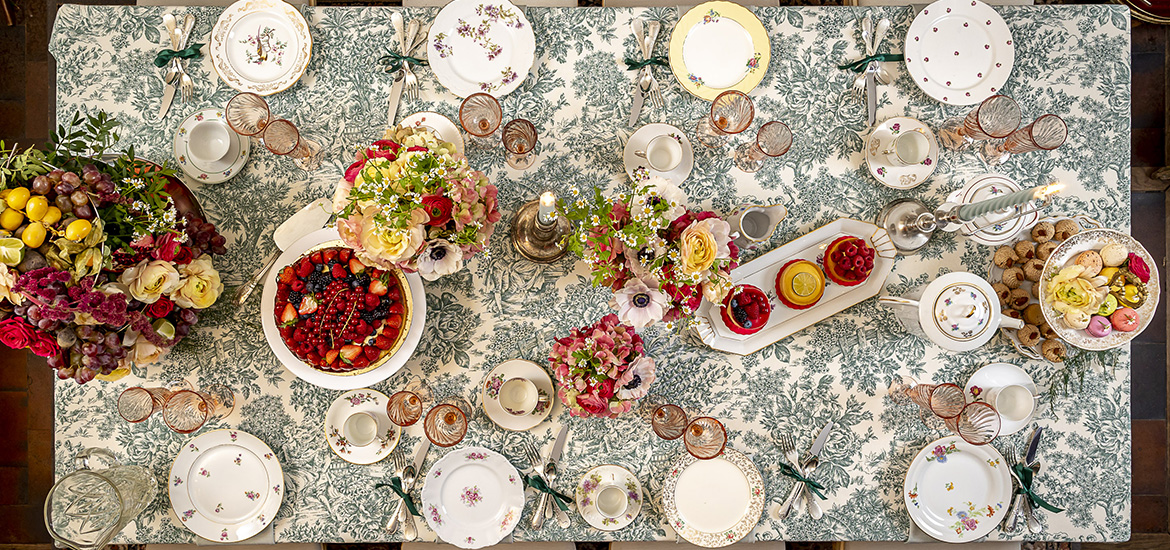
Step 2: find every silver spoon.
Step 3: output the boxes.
[872,18,893,85]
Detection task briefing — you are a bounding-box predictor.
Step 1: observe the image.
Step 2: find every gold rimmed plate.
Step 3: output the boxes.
[669,1,770,101]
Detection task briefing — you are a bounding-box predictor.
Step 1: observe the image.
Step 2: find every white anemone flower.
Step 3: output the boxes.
[416,240,465,281]
[609,276,670,329]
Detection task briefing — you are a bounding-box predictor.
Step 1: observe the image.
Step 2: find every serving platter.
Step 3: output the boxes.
[693,218,897,355]
[663,448,764,547]
[903,435,1011,542]
[669,1,770,100]
[210,0,312,95]
[420,447,525,549]
[903,0,1015,105]
[426,0,535,98]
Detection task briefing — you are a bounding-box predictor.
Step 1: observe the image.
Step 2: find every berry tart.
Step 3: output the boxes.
[273,246,410,374]
[822,236,875,286]
[720,284,771,335]
[775,259,826,310]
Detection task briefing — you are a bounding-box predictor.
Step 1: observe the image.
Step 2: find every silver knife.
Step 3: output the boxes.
[393,438,430,539]
[533,425,568,528]
[781,421,833,517]
[387,72,405,127]
[158,14,180,119]
[1024,426,1044,466]
[803,421,833,519]
[1022,426,1045,533]
[865,62,877,128]
[232,198,333,309]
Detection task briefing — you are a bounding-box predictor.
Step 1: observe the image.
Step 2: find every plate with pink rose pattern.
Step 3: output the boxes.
[426,0,536,98]
[903,435,1010,542]
[904,0,1015,106]
[421,446,524,549]
[168,429,284,543]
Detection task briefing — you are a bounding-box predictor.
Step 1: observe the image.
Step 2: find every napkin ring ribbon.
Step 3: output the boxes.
[523,474,572,512]
[1011,463,1064,514]
[779,463,827,500]
[153,43,204,68]
[624,56,668,71]
[837,53,904,73]
[379,50,429,73]
[374,477,421,517]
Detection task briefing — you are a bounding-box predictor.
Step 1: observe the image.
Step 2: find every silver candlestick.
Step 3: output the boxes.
[511,192,570,263]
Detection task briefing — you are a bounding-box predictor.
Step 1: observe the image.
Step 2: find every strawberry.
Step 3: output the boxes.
[388,303,404,314]
[364,293,380,308]
[279,326,293,338]
[368,278,388,296]
[298,295,319,315]
[331,264,347,279]
[388,286,401,301]
[352,355,370,370]
[311,251,325,264]
[363,345,380,361]
[279,304,298,326]
[339,248,352,262]
[374,335,394,350]
[382,325,400,340]
[279,266,296,285]
[388,314,403,329]
[295,259,313,278]
[306,351,322,365]
[347,258,365,274]
[325,349,339,364]
[339,344,362,363]
[323,249,339,263]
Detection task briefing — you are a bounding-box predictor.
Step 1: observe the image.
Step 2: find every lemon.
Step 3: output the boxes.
[41,206,61,226]
[792,271,818,297]
[0,189,9,199]
[0,208,23,231]
[65,219,93,241]
[95,367,130,382]
[1099,266,1119,282]
[0,237,24,266]
[5,187,30,210]
[21,222,46,248]
[24,196,49,221]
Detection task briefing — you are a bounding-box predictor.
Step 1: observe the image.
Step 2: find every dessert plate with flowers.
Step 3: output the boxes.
[426,0,535,98]
[964,362,1037,436]
[946,173,1039,247]
[169,429,284,543]
[903,435,1011,542]
[865,117,939,190]
[480,359,554,432]
[669,1,770,100]
[421,446,524,549]
[400,112,466,156]
[575,464,643,531]
[172,108,250,185]
[324,388,401,464]
[904,0,1015,106]
[663,448,764,547]
[210,0,313,95]
[623,123,694,186]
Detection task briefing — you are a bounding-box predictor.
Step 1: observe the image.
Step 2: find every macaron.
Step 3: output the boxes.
[1110,307,1141,332]
[1086,315,1113,338]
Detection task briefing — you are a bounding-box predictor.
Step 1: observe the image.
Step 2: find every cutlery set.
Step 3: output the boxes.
[158,13,197,119]
[386,438,431,540]
[628,18,665,126]
[776,421,833,520]
[387,13,430,127]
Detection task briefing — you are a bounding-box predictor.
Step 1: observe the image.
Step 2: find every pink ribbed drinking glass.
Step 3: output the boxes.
[162,385,235,434]
[939,94,1021,149]
[695,90,755,149]
[502,119,538,169]
[945,401,1002,445]
[459,93,503,146]
[734,121,792,172]
[651,404,689,440]
[683,417,727,460]
[117,380,192,423]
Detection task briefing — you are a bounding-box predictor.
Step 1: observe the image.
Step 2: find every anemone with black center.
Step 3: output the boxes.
[624,375,642,390]
[632,293,652,308]
[429,246,447,261]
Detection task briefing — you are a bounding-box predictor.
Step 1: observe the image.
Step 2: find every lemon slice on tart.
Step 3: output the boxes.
[775,259,825,310]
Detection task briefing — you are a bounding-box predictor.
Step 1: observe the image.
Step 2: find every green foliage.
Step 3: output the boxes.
[1046,347,1118,400]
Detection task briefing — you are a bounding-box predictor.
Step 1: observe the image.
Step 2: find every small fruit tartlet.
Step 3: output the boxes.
[775,259,826,310]
[720,284,771,335]
[274,246,409,373]
[822,236,875,286]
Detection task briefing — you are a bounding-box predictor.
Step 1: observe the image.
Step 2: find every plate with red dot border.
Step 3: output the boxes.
[904,0,1015,106]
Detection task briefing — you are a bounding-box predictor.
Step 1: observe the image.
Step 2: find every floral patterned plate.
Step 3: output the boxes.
[663,448,764,548]
[420,446,525,549]
[946,173,1039,247]
[904,0,1015,106]
[426,0,535,98]
[575,464,642,532]
[168,429,284,543]
[669,1,770,101]
[480,359,554,432]
[172,108,250,185]
[210,0,312,95]
[623,123,694,186]
[323,388,401,464]
[864,117,939,190]
[903,435,1010,542]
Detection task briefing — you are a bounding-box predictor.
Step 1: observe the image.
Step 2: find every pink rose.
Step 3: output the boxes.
[576,393,609,415]
[597,379,616,400]
[152,232,181,261]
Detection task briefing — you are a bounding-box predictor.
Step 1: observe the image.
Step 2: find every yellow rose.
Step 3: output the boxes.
[171,254,224,309]
[0,264,22,305]
[123,324,171,366]
[360,222,424,264]
[680,223,718,274]
[119,259,180,304]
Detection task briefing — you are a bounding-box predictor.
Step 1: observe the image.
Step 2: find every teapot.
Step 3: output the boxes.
[878,272,1023,352]
[45,448,157,550]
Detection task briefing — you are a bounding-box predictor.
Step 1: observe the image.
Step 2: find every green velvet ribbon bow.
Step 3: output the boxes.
[624,56,668,71]
[1011,463,1064,514]
[778,463,827,500]
[523,474,572,512]
[153,43,204,68]
[379,51,429,73]
[374,477,421,517]
[837,53,905,73]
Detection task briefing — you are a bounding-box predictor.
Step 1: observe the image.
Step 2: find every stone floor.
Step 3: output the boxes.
[0,0,1166,548]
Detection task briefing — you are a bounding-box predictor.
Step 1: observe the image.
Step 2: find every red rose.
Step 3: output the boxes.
[28,332,60,358]
[597,378,616,400]
[576,393,609,415]
[344,160,366,183]
[407,145,429,152]
[173,246,194,265]
[420,195,454,226]
[146,296,175,318]
[371,139,401,153]
[0,318,36,350]
[152,232,181,261]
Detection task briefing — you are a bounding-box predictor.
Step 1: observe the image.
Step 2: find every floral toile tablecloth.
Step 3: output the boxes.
[49,3,1132,543]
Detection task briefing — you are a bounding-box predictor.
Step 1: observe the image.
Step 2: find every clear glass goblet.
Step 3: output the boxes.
[695,90,754,149]
[502,119,538,170]
[981,114,1068,166]
[734,121,792,172]
[459,93,503,147]
[938,94,1021,150]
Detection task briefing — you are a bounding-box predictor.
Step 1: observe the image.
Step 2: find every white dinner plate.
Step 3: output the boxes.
[426,0,535,98]
[663,448,764,547]
[623,123,694,186]
[480,359,554,432]
[669,1,770,100]
[904,435,1011,542]
[421,447,525,549]
[210,0,312,95]
[947,173,1039,247]
[964,362,1037,436]
[173,108,250,185]
[904,0,1015,105]
[575,464,643,531]
[864,117,939,190]
[259,226,426,390]
[400,111,466,156]
[169,429,284,543]
[324,388,401,464]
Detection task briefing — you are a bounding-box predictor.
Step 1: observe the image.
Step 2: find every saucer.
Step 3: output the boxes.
[324,388,401,464]
[400,111,466,156]
[481,359,554,431]
[623,123,694,186]
[864,117,939,190]
[575,464,643,531]
[173,109,251,184]
[945,173,1039,247]
[964,362,1038,436]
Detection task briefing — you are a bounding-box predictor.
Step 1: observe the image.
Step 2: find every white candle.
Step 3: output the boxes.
[538,191,557,225]
[958,182,1063,222]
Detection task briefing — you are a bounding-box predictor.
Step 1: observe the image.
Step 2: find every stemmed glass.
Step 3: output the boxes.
[888,375,965,430]
[945,402,1002,445]
[459,93,503,147]
[225,92,271,137]
[650,403,689,440]
[387,378,433,427]
[695,90,754,149]
[981,114,1068,166]
[683,417,727,460]
[733,121,792,172]
[938,94,1021,150]
[502,119,538,169]
[162,384,235,434]
[117,380,191,423]
[423,397,471,448]
[224,92,322,170]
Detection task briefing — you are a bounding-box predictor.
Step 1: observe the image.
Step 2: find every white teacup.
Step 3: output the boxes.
[499,377,539,416]
[342,411,381,447]
[635,135,683,172]
[881,128,929,167]
[596,485,628,519]
[985,384,1035,422]
[188,120,232,163]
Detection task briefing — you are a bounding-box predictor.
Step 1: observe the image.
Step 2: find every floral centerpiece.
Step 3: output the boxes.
[0,112,228,383]
[560,177,739,329]
[334,125,500,280]
[548,314,656,418]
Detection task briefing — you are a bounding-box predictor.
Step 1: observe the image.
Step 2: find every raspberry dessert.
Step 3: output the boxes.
[775,259,826,310]
[822,236,875,287]
[720,284,771,335]
[273,246,410,373]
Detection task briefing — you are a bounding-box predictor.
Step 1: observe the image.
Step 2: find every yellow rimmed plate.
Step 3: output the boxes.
[669,1,770,101]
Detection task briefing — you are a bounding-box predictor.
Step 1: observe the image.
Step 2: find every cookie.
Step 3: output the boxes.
[1023,303,1044,325]
[993,245,1020,269]
[1036,240,1059,261]
[1041,338,1067,362]
[1031,221,1055,243]
[1031,282,1042,299]
[1003,308,1023,320]
[1013,240,1036,262]
[1001,267,1025,289]
[1053,219,1080,241]
[1008,288,1030,310]
[1023,258,1045,282]
[1038,322,1059,340]
[1017,324,1042,347]
[992,283,1011,306]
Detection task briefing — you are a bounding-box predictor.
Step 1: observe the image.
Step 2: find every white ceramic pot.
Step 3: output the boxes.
[878,272,1023,352]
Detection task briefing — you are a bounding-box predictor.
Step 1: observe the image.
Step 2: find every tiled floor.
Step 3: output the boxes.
[1,1,1168,548]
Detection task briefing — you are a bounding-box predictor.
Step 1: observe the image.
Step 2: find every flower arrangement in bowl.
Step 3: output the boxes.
[548,314,656,418]
[333,125,501,280]
[0,112,228,383]
[560,177,739,329]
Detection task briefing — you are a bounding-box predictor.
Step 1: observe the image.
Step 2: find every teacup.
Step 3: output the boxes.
[342,411,381,447]
[635,135,682,172]
[985,384,1035,422]
[595,484,629,519]
[881,128,929,167]
[188,120,232,163]
[499,377,540,416]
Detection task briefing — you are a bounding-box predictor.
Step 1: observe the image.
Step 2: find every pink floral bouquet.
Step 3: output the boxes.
[334,125,501,280]
[548,314,656,418]
[560,177,739,330]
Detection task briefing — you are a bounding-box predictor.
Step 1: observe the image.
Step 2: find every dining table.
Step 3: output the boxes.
[48,2,1133,544]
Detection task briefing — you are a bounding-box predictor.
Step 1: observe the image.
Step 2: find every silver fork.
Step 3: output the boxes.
[522,442,547,529]
[645,20,664,111]
[385,451,408,532]
[775,433,802,519]
[1003,447,1025,532]
[176,14,196,102]
[402,19,421,102]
